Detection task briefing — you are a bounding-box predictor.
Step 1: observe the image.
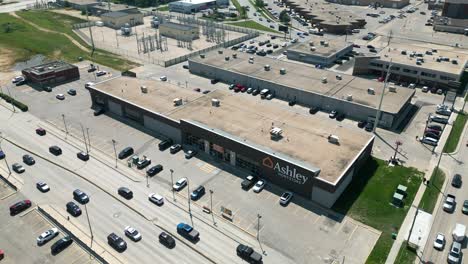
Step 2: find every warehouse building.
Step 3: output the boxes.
[22,61,80,86]
[159,22,200,40]
[88,77,374,208]
[188,50,415,130]
[442,0,468,19]
[287,39,353,66]
[101,11,144,29]
[325,0,409,8]
[353,44,468,90]
[169,0,229,14]
[56,0,140,16]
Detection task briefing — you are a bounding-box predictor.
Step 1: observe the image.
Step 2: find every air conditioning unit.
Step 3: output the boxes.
[367,88,375,95]
[388,86,397,92]
[328,134,339,144]
[280,68,286,75]
[310,47,316,51]
[140,86,148,93]
[264,65,271,71]
[336,75,342,80]
[321,77,327,83]
[232,53,237,58]
[200,54,206,58]
[270,127,283,139]
[211,99,220,107]
[225,56,230,61]
[173,98,182,106]
[346,94,353,101]
[309,41,314,46]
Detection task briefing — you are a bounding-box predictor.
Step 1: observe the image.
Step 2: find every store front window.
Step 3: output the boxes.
[186,133,205,151]
[236,154,260,175]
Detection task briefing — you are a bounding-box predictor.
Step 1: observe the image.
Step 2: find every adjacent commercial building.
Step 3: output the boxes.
[101,11,144,29]
[353,44,468,89]
[56,0,139,16]
[88,77,374,208]
[287,39,353,66]
[159,22,200,40]
[169,0,229,14]
[325,0,409,8]
[442,0,468,19]
[22,61,80,86]
[188,50,415,130]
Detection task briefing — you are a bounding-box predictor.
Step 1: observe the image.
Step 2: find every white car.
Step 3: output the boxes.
[421,86,429,92]
[56,94,65,100]
[279,192,293,206]
[12,76,25,83]
[36,181,50,192]
[160,76,167,81]
[173,177,187,191]
[37,228,59,245]
[433,233,445,250]
[84,82,94,89]
[124,226,142,241]
[253,180,266,193]
[148,193,164,205]
[96,70,107,76]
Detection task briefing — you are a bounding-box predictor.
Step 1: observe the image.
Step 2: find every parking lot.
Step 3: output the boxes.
[0,190,96,264]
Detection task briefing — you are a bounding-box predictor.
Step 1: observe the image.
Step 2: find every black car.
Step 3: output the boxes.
[158,139,173,151]
[451,174,462,188]
[427,124,443,131]
[147,164,163,177]
[365,122,374,132]
[118,187,133,199]
[77,151,89,161]
[73,189,89,204]
[36,128,46,136]
[49,146,62,156]
[170,144,182,154]
[367,45,375,49]
[50,237,73,255]
[288,100,296,106]
[93,107,105,116]
[67,89,77,96]
[107,233,127,252]
[22,154,35,165]
[210,79,219,84]
[10,200,31,215]
[336,113,346,121]
[136,158,151,169]
[182,64,189,69]
[118,147,134,160]
[66,202,82,217]
[159,232,175,248]
[241,175,257,190]
[424,132,440,140]
[190,185,206,200]
[309,107,319,114]
[358,120,367,128]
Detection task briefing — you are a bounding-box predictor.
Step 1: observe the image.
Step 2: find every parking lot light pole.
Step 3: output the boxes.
[80,123,89,154]
[187,179,194,227]
[84,203,94,249]
[209,189,216,226]
[170,169,175,201]
[111,139,117,168]
[257,213,265,254]
[62,114,68,138]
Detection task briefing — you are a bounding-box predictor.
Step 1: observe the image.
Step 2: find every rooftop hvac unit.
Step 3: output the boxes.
[336,75,342,80]
[310,47,316,51]
[452,59,458,64]
[225,56,230,61]
[96,21,104,27]
[36,66,45,72]
[323,42,329,47]
[211,99,220,107]
[232,53,237,58]
[309,41,314,46]
[140,86,148,93]
[321,77,327,83]
[388,86,397,92]
[270,127,283,139]
[280,68,286,75]
[368,88,375,95]
[320,40,325,45]
[173,98,182,106]
[218,50,223,54]
[328,134,339,144]
[264,65,271,71]
[200,54,206,58]
[401,50,407,55]
[346,94,353,101]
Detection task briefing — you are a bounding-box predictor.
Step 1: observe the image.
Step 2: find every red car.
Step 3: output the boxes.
[10,200,31,215]
[234,86,241,92]
[35,128,46,136]
[240,86,247,92]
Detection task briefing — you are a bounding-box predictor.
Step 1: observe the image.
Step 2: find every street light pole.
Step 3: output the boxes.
[187,178,193,227]
[80,123,89,154]
[111,139,117,168]
[373,60,393,133]
[209,189,216,226]
[170,169,175,201]
[86,128,91,152]
[84,203,94,248]
[62,114,68,138]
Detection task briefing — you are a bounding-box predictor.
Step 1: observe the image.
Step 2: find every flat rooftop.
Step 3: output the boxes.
[376,43,468,75]
[288,39,352,57]
[191,50,415,114]
[23,61,76,75]
[171,0,217,5]
[160,22,198,31]
[93,77,373,184]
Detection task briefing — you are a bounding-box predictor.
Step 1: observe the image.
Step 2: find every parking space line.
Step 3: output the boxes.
[314,215,322,224]
[346,225,358,242]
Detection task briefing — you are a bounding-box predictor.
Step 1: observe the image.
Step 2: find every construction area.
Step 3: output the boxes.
[74,13,256,67]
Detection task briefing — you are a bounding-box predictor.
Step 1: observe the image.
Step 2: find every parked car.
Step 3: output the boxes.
[173,178,187,191]
[193,88,201,92]
[66,202,81,217]
[77,151,89,161]
[266,93,274,100]
[183,64,189,69]
[158,139,173,151]
[177,223,199,241]
[159,232,175,248]
[462,200,468,214]
[430,115,449,124]
[147,164,163,176]
[136,157,151,169]
[252,180,266,193]
[185,150,197,159]
[96,71,107,77]
[424,132,440,140]
[170,144,182,154]
[451,174,462,188]
[358,120,367,128]
[49,146,62,156]
[118,187,133,199]
[36,181,50,192]
[73,189,89,204]
[84,82,94,89]
[443,194,456,213]
[37,228,59,245]
[309,107,319,114]
[12,163,25,173]
[420,136,438,146]
[10,200,31,215]
[93,107,105,116]
[436,108,452,116]
[190,185,206,200]
[0,150,4,160]
[336,113,346,121]
[50,237,73,255]
[210,79,219,84]
[118,147,134,159]
[425,128,441,136]
[107,233,127,252]
[124,226,142,242]
[202,90,211,94]
[447,241,462,264]
[67,89,76,96]
[56,94,65,100]
[280,192,293,206]
[11,76,25,84]
[236,244,262,264]
[148,193,164,205]
[427,124,443,131]
[329,110,338,119]
[36,127,46,136]
[241,175,257,190]
[365,122,374,132]
[421,86,429,92]
[433,233,445,250]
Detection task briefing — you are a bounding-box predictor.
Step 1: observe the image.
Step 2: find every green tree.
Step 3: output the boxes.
[279,10,290,24]
[254,0,264,8]
[239,6,247,19]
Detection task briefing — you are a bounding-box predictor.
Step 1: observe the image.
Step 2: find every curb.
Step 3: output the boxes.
[445,114,468,156]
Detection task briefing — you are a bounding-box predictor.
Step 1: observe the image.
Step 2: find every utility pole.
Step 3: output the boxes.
[373,60,393,133]
[170,169,175,201]
[111,139,117,168]
[80,123,89,154]
[61,114,68,138]
[187,178,193,227]
[84,203,94,249]
[209,189,216,225]
[86,128,91,152]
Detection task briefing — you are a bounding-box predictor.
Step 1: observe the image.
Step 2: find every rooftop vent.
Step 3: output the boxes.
[346,94,353,101]
[388,86,397,92]
[218,50,223,54]
[280,68,286,75]
[173,98,182,106]
[452,59,458,64]
[368,88,375,95]
[232,53,237,58]
[211,99,220,107]
[320,40,325,45]
[310,47,316,51]
[327,134,339,144]
[323,42,329,47]
[309,41,314,46]
[200,54,206,58]
[401,50,407,55]
[321,77,327,83]
[225,56,230,61]
[140,86,148,93]
[264,65,271,71]
[270,127,283,140]
[336,75,342,80]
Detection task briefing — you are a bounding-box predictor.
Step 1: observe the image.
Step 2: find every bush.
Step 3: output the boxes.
[0,92,28,111]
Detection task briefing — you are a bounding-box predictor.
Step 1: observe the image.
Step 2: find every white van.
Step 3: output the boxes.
[260,89,270,96]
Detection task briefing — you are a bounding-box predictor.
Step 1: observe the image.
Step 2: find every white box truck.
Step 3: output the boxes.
[452,223,466,242]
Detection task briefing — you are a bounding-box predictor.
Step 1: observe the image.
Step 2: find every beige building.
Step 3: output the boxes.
[101,11,144,29]
[159,22,200,40]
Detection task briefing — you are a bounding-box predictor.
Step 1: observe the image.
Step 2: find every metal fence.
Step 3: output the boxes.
[72,21,96,30]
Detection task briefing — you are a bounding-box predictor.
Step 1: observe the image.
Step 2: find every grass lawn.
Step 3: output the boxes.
[394,243,418,264]
[443,112,467,153]
[230,0,246,18]
[156,5,169,11]
[418,168,446,214]
[0,13,138,71]
[333,157,423,264]
[227,20,278,33]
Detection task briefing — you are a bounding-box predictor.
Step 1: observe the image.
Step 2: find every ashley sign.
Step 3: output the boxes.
[263,157,309,185]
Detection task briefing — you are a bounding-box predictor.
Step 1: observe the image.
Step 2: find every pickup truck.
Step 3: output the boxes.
[177,223,199,241]
[236,244,262,263]
[241,175,257,190]
[443,194,456,213]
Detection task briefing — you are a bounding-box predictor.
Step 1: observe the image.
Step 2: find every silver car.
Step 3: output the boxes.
[37,228,59,245]
[447,241,461,263]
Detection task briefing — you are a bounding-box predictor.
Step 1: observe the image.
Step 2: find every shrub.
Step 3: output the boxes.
[0,92,28,111]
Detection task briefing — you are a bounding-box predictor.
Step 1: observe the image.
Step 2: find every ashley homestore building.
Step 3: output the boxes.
[88,77,374,208]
